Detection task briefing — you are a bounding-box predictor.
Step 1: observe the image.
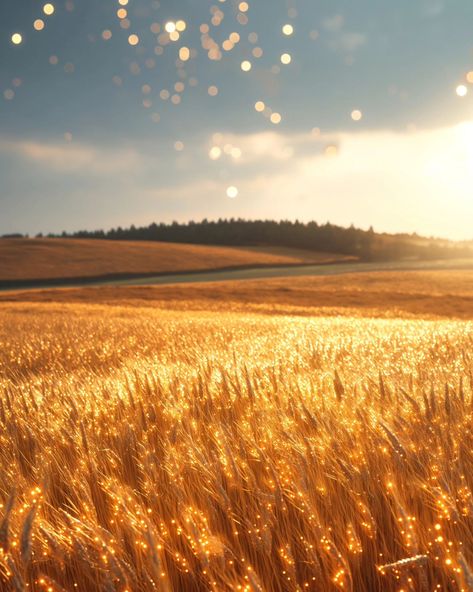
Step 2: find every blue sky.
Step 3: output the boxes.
[1,0,473,238]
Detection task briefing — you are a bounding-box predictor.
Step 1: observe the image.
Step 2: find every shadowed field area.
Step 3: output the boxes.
[2,269,473,319]
[0,238,351,284]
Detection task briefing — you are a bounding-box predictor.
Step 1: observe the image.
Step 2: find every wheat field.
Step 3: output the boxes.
[1,302,473,591]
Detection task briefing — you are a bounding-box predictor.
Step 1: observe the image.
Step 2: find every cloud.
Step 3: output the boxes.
[206,131,325,165]
[322,13,367,54]
[2,123,473,240]
[330,32,367,53]
[0,137,143,175]
[322,14,345,32]
[245,122,473,238]
[141,122,473,239]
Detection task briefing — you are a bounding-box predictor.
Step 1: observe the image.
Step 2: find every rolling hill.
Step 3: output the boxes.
[0,238,352,284]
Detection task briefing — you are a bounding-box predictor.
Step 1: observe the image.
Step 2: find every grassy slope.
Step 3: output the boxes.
[0,238,352,282]
[2,269,473,319]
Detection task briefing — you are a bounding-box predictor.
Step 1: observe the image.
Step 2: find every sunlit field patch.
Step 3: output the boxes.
[0,303,473,591]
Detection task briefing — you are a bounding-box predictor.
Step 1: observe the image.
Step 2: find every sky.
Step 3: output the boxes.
[1,0,473,239]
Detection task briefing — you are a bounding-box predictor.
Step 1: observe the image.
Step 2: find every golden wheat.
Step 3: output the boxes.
[0,302,472,591]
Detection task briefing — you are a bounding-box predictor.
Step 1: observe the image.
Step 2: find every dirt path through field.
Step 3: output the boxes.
[1,257,472,292]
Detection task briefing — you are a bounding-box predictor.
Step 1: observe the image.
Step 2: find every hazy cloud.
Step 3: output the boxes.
[2,123,473,239]
[207,131,326,165]
[0,137,143,175]
[323,14,345,33]
[331,32,367,53]
[143,122,473,239]
[323,13,367,54]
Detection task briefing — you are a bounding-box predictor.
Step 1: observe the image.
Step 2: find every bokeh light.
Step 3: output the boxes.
[281,53,292,65]
[179,47,190,61]
[226,186,239,198]
[43,3,55,16]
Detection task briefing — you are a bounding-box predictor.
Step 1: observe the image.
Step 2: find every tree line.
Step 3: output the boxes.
[26,219,471,262]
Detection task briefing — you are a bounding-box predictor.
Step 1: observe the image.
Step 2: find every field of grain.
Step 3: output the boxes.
[0,300,473,591]
[3,269,473,320]
[0,239,349,284]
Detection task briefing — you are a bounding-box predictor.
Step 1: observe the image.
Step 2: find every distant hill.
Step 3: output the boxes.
[43,219,473,262]
[0,238,352,284]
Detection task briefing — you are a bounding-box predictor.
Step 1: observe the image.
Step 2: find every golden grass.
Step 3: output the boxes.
[3,270,473,319]
[0,239,349,282]
[0,301,473,590]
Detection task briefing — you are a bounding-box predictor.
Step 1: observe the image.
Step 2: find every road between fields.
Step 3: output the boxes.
[1,258,473,292]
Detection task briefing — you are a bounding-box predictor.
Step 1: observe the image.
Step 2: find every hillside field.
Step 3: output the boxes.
[0,239,351,284]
